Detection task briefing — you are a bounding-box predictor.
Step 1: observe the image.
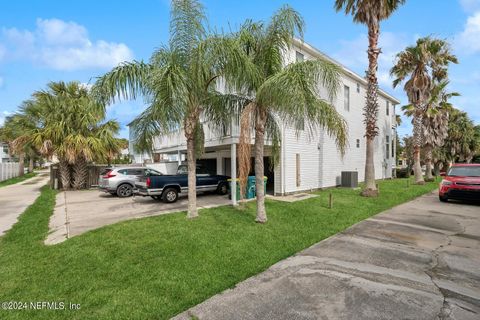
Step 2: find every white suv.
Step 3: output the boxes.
[98,167,163,197]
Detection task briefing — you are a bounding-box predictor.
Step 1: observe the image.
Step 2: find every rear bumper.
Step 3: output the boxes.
[135,187,163,196]
[98,185,115,192]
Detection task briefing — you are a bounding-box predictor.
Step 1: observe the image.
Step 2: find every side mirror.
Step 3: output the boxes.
[440,172,446,177]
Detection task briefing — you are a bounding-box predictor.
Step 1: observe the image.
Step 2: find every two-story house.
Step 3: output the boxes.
[129,39,400,198]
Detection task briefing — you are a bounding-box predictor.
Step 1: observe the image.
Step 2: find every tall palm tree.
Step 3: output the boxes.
[228,7,347,223]
[335,0,405,196]
[401,81,458,180]
[93,0,253,218]
[19,81,120,189]
[391,37,457,184]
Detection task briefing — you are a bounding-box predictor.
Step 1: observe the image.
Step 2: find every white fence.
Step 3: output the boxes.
[0,162,20,182]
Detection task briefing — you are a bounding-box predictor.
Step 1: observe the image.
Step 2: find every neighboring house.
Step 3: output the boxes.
[1,142,13,163]
[130,39,400,196]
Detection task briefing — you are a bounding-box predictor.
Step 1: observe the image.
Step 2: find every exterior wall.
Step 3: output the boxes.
[136,40,399,195]
[278,43,397,193]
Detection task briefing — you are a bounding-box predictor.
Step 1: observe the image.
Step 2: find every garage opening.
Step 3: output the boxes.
[223,156,275,195]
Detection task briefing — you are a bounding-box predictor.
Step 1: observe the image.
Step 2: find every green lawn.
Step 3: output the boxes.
[0,172,37,188]
[0,178,438,320]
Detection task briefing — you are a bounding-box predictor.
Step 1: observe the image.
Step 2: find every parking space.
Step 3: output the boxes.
[45,190,230,244]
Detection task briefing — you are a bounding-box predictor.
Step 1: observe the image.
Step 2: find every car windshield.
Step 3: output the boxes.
[447,166,480,177]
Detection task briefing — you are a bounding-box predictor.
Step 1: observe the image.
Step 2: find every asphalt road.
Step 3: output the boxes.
[174,191,480,320]
[0,171,49,236]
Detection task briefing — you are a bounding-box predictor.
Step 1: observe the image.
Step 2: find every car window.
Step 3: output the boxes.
[127,169,144,176]
[448,166,480,177]
[145,169,163,176]
[177,165,188,175]
[117,169,128,175]
[100,168,113,175]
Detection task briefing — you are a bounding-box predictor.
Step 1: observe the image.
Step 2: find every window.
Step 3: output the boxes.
[356,83,360,93]
[295,51,304,62]
[386,101,390,116]
[386,136,390,159]
[127,169,144,176]
[2,145,8,154]
[296,154,301,187]
[356,139,360,148]
[344,85,350,111]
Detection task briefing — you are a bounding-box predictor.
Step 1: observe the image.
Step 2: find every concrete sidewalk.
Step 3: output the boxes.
[173,192,480,320]
[0,171,50,236]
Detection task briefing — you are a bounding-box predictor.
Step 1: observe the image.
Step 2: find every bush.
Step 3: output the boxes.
[396,168,410,178]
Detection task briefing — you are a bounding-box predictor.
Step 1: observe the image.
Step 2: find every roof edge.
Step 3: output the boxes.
[292,38,401,105]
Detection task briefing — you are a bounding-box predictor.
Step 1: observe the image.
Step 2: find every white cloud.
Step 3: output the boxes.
[1,18,133,70]
[0,110,12,126]
[460,0,480,11]
[456,11,480,54]
[333,31,410,89]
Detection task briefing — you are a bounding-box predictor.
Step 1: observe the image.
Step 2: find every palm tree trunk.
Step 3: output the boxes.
[28,157,34,172]
[433,161,440,176]
[254,109,267,223]
[413,111,425,185]
[361,20,381,197]
[186,137,198,218]
[72,156,88,190]
[424,145,434,182]
[59,159,71,190]
[18,153,25,176]
[185,114,198,219]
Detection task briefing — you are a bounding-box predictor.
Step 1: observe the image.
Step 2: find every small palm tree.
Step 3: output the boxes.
[335,0,406,196]
[19,81,120,189]
[0,114,34,176]
[229,7,347,223]
[93,0,253,218]
[402,81,458,180]
[391,37,457,184]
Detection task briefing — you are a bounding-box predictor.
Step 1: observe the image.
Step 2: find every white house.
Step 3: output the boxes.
[130,39,400,198]
[1,142,13,163]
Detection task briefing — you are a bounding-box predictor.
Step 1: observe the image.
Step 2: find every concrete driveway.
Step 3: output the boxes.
[45,189,230,244]
[0,171,50,236]
[174,192,480,320]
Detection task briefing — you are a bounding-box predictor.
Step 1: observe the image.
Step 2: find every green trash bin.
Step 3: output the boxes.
[246,176,268,198]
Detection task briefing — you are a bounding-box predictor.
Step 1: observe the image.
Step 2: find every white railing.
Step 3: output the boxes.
[0,162,20,182]
[154,115,241,151]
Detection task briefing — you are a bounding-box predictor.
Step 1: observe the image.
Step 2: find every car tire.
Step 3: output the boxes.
[162,188,178,203]
[116,184,133,198]
[217,182,228,195]
[439,195,448,202]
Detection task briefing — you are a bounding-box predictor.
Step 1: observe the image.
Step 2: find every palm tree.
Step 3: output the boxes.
[335,0,406,196]
[93,0,253,218]
[19,81,120,189]
[229,7,347,223]
[391,37,457,184]
[401,81,458,180]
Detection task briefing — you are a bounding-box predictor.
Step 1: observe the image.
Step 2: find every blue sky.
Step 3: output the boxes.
[0,0,479,139]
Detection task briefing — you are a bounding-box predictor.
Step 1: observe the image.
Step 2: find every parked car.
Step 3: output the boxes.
[439,164,480,202]
[98,167,163,197]
[135,165,230,203]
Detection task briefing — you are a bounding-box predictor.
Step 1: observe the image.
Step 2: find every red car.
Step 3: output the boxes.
[439,164,480,202]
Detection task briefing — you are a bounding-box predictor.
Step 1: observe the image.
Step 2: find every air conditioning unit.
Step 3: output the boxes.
[341,171,358,188]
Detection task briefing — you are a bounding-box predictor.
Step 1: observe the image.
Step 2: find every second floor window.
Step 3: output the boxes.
[386,101,390,116]
[344,85,350,111]
[296,51,304,62]
[2,145,8,154]
[386,136,390,159]
[356,139,360,148]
